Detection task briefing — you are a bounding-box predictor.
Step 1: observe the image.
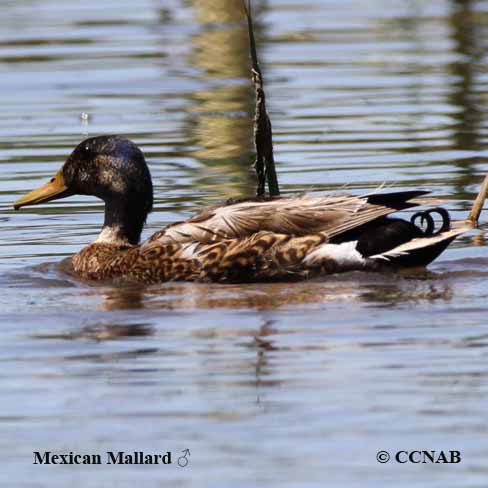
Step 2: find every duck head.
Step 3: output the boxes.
[14,135,153,245]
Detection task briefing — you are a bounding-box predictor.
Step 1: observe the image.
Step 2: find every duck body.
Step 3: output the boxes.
[14,136,468,283]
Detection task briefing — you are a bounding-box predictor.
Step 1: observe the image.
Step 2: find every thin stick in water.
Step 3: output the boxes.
[468,173,488,225]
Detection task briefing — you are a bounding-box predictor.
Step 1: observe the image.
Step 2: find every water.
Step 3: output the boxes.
[1,0,488,486]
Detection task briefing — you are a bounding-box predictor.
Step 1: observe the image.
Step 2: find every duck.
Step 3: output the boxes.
[13,134,473,283]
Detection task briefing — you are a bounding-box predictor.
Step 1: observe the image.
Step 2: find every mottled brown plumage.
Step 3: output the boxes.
[14,136,470,283]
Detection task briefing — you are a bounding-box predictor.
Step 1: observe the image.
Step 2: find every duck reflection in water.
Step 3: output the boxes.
[85,271,455,312]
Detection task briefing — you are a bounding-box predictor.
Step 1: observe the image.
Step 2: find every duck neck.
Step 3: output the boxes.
[96,196,147,246]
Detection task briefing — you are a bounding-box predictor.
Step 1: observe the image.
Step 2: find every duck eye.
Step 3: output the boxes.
[50,178,55,183]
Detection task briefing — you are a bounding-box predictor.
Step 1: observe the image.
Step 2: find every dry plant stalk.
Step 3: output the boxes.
[468,173,488,225]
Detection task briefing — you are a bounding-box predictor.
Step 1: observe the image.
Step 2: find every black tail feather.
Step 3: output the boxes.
[356,207,452,258]
[367,190,430,209]
[356,218,423,257]
[375,235,458,268]
[410,207,450,236]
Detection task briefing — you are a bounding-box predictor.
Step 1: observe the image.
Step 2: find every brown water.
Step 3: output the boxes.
[1,0,488,486]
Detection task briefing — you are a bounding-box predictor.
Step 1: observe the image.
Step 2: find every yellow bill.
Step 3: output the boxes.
[14,169,72,210]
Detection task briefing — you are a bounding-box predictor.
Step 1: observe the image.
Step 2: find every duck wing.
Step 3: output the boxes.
[147,190,430,245]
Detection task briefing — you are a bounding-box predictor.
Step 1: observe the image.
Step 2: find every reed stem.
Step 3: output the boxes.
[467,173,488,225]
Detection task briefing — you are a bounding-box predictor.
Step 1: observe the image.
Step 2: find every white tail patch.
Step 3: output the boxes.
[303,241,365,268]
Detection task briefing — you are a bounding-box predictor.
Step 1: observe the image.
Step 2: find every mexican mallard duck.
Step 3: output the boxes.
[13,135,471,283]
